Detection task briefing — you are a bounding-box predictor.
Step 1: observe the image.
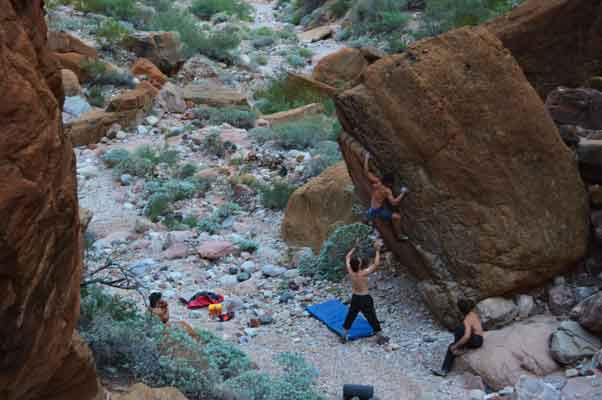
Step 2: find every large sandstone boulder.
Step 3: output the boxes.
[106,81,158,113]
[335,27,589,328]
[121,31,183,75]
[486,0,602,99]
[570,291,602,334]
[260,103,324,128]
[48,30,97,58]
[282,162,360,253]
[182,82,249,107]
[312,48,368,87]
[61,68,81,96]
[131,57,168,89]
[458,317,561,390]
[113,384,188,400]
[0,1,101,399]
[66,109,143,146]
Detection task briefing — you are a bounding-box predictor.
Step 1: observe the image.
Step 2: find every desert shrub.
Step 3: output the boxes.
[87,85,105,107]
[253,54,269,66]
[313,223,372,280]
[330,0,351,18]
[303,140,342,178]
[147,192,171,221]
[79,287,251,399]
[150,8,240,61]
[178,163,198,179]
[224,352,326,400]
[286,54,306,68]
[297,47,313,59]
[350,0,411,35]
[253,75,329,114]
[215,202,242,219]
[248,127,275,144]
[194,106,257,129]
[80,59,135,87]
[102,148,130,167]
[96,18,130,48]
[422,0,518,36]
[143,0,171,12]
[190,0,253,21]
[272,116,339,150]
[135,145,180,167]
[78,0,139,21]
[259,181,297,210]
[236,239,259,253]
[198,217,221,234]
[202,130,226,157]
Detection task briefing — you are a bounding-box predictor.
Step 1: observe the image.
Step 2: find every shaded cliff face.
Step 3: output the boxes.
[487,0,602,99]
[335,27,589,328]
[0,1,100,399]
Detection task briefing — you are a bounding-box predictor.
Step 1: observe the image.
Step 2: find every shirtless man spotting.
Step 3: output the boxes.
[364,153,408,240]
[341,240,388,345]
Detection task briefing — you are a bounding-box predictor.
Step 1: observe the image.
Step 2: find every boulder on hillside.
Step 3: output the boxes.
[48,30,97,58]
[335,27,589,328]
[62,68,81,96]
[260,103,324,128]
[298,25,334,42]
[0,1,101,399]
[52,52,113,84]
[313,48,368,88]
[66,109,144,146]
[182,82,248,107]
[158,82,187,113]
[549,320,601,365]
[486,0,602,99]
[131,57,168,89]
[570,291,602,334]
[106,81,158,113]
[197,240,238,260]
[121,31,183,75]
[548,283,577,316]
[545,87,602,130]
[475,297,518,330]
[458,317,561,390]
[282,162,360,253]
[113,383,188,400]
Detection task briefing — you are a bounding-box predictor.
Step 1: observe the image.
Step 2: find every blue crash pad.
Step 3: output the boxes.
[306,299,374,341]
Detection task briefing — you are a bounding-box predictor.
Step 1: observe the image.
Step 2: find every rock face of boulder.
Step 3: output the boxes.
[313,48,368,87]
[0,1,101,399]
[113,384,188,400]
[459,317,561,390]
[486,0,602,98]
[475,297,518,330]
[131,57,168,89]
[282,162,360,253]
[121,31,183,75]
[570,292,602,334]
[48,30,97,58]
[335,27,589,328]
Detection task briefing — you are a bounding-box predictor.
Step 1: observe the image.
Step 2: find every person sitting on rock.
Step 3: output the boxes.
[341,240,389,345]
[432,299,484,377]
[364,153,409,241]
[149,292,198,340]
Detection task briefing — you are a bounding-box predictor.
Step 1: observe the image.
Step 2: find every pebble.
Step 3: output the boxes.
[116,131,127,140]
[284,268,300,279]
[146,115,159,126]
[566,368,579,377]
[241,261,256,273]
[237,271,251,282]
[244,328,258,337]
[262,264,286,277]
[219,275,239,287]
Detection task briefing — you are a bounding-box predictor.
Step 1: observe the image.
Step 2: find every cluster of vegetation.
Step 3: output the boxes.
[253,75,333,115]
[258,181,298,210]
[195,202,242,234]
[200,130,237,158]
[80,59,135,87]
[250,115,339,150]
[299,223,372,280]
[190,0,253,21]
[95,17,131,48]
[194,106,257,129]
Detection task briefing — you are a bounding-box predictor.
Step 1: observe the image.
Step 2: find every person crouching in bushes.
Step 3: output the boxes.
[149,292,198,340]
[432,299,484,377]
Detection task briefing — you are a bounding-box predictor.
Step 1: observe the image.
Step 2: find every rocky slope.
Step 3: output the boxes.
[0,1,101,399]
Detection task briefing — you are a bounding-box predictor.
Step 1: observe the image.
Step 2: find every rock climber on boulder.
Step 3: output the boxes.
[364,153,409,241]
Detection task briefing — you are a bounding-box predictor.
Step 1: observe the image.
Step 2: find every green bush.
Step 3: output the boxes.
[350,0,411,35]
[78,0,139,21]
[236,239,259,253]
[194,106,257,129]
[178,163,198,179]
[96,18,130,48]
[87,85,105,107]
[147,192,171,221]
[286,54,306,68]
[330,0,351,18]
[253,54,269,66]
[304,140,342,178]
[190,0,253,21]
[224,352,326,400]
[102,148,130,167]
[259,181,297,210]
[254,75,330,114]
[150,8,240,61]
[80,59,135,87]
[202,130,226,157]
[272,116,339,150]
[79,286,252,399]
[298,47,313,59]
[314,223,372,280]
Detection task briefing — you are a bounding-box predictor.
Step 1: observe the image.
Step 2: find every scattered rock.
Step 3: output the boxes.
[298,25,334,42]
[561,376,602,400]
[545,87,602,130]
[158,82,186,113]
[576,139,602,184]
[182,83,249,107]
[66,109,144,146]
[237,271,251,282]
[219,275,239,287]
[335,27,588,328]
[516,294,536,320]
[513,376,561,400]
[565,368,579,378]
[574,286,598,303]
[282,162,359,253]
[197,240,238,260]
[475,297,518,330]
[241,261,256,273]
[48,30,97,58]
[131,57,168,89]
[63,96,92,123]
[467,389,484,400]
[548,284,577,316]
[549,320,602,365]
[121,31,184,75]
[261,264,286,277]
[161,243,188,260]
[112,383,188,400]
[459,316,561,390]
[260,103,324,128]
[106,81,158,114]
[570,291,602,334]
